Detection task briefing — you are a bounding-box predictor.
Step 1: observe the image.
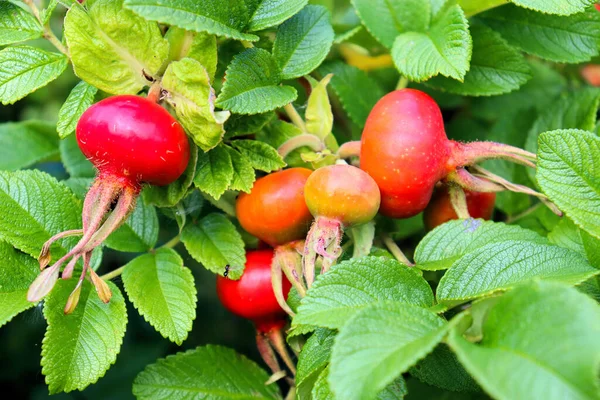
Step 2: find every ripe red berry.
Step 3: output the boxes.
[216,249,292,331]
[28,95,190,312]
[236,168,313,247]
[581,64,600,87]
[423,186,496,230]
[360,89,537,219]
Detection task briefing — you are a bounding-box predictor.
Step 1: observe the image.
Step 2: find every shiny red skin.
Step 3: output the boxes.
[236,168,313,247]
[424,186,496,230]
[304,164,380,227]
[76,95,190,187]
[360,89,453,219]
[216,250,291,327]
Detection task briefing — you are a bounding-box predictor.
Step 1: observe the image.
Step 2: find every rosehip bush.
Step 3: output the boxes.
[1,1,600,399]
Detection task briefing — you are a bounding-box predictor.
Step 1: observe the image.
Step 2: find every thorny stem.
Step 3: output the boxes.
[24,0,69,56]
[380,233,414,266]
[277,134,325,159]
[283,103,307,132]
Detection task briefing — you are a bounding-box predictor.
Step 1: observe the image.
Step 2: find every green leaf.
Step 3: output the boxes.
[548,217,586,255]
[132,345,281,399]
[248,0,308,31]
[225,147,255,193]
[224,112,275,139]
[297,328,336,399]
[448,281,600,400]
[42,279,127,394]
[292,257,434,331]
[348,221,375,259]
[537,129,600,239]
[415,219,547,271]
[0,241,39,327]
[40,0,58,25]
[305,74,333,140]
[56,81,98,139]
[0,1,42,46]
[122,248,196,345]
[105,196,159,252]
[317,61,384,128]
[60,134,96,178]
[351,0,430,48]
[392,3,471,82]
[216,48,297,114]
[123,0,259,41]
[426,24,530,96]
[143,144,198,208]
[478,6,600,63]
[231,139,286,172]
[525,88,600,157]
[509,0,595,16]
[329,301,448,400]
[436,240,598,302]
[0,120,58,170]
[162,58,229,151]
[181,213,246,278]
[273,5,334,79]
[0,46,67,105]
[257,120,311,168]
[0,170,81,259]
[193,145,234,199]
[165,28,218,80]
[65,0,169,95]
[314,366,408,400]
[409,344,480,392]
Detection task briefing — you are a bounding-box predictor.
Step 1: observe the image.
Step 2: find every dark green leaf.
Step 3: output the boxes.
[509,0,595,16]
[231,139,286,172]
[193,145,234,199]
[225,147,255,193]
[248,0,308,31]
[0,120,58,170]
[60,134,96,178]
[105,196,159,252]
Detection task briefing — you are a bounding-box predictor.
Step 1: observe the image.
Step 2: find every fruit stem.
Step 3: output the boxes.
[336,140,361,160]
[449,141,537,170]
[267,329,297,375]
[396,76,409,90]
[277,134,325,159]
[101,265,125,281]
[448,184,471,219]
[147,80,162,103]
[380,233,414,266]
[283,103,307,132]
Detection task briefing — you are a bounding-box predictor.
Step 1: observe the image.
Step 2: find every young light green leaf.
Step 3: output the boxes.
[297,328,336,399]
[426,24,530,96]
[478,6,600,63]
[163,58,229,151]
[165,28,218,80]
[122,248,196,345]
[317,61,384,128]
[409,344,480,393]
[181,213,246,278]
[392,4,471,82]
[415,219,547,271]
[0,241,39,327]
[0,170,81,259]
[509,0,595,16]
[193,145,234,199]
[56,81,98,139]
[60,134,96,178]
[225,147,255,193]
[448,281,600,400]
[42,279,127,394]
[537,129,600,239]
[330,301,448,400]
[437,240,598,302]
[0,46,67,105]
[231,139,286,172]
[248,0,308,31]
[0,120,58,171]
[351,0,430,48]
[143,144,198,208]
[105,196,159,252]
[216,48,297,114]
[0,2,42,46]
[273,5,334,79]
[348,221,375,259]
[292,257,434,331]
[132,345,281,399]
[40,0,58,25]
[305,74,333,140]
[123,0,259,41]
[64,0,169,94]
